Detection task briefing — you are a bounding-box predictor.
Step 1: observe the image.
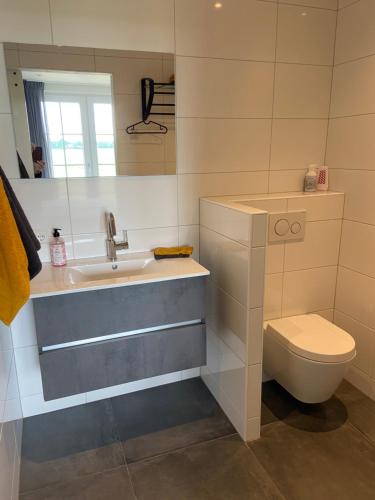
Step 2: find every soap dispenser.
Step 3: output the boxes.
[49,228,67,267]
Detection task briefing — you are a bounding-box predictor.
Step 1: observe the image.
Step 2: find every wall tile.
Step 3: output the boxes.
[287,193,344,221]
[336,266,375,330]
[340,220,375,278]
[274,63,332,118]
[249,247,266,308]
[50,0,174,53]
[0,44,11,113]
[21,393,86,418]
[73,227,179,260]
[67,176,178,234]
[10,301,37,349]
[280,0,338,9]
[330,170,375,225]
[177,118,272,174]
[10,179,71,236]
[18,50,95,72]
[96,57,163,94]
[335,0,375,64]
[200,226,249,306]
[247,308,264,366]
[284,219,341,271]
[14,346,42,398]
[252,213,268,248]
[282,265,337,316]
[176,56,274,118]
[268,169,305,193]
[331,56,375,117]
[326,115,375,170]
[270,119,328,170]
[178,171,268,226]
[0,0,52,44]
[334,310,375,376]
[86,371,182,403]
[266,243,285,274]
[338,0,357,7]
[0,114,19,178]
[175,0,277,62]
[200,200,251,246]
[264,273,283,321]
[178,225,200,260]
[247,364,262,419]
[206,279,247,363]
[277,4,336,65]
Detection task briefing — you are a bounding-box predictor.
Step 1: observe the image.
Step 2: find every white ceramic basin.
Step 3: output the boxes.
[65,255,158,284]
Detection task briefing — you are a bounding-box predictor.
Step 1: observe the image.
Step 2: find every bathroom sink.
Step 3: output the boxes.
[64,255,158,284]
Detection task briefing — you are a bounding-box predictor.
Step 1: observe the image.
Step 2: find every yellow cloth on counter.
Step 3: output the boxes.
[154,246,193,259]
[0,178,29,325]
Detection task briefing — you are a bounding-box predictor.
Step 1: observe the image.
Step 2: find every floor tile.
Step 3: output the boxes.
[252,420,375,500]
[111,378,235,462]
[20,400,124,493]
[129,435,285,500]
[19,467,135,500]
[335,380,375,445]
[261,381,348,432]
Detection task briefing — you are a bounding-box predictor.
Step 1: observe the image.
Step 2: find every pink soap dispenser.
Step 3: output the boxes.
[49,228,67,267]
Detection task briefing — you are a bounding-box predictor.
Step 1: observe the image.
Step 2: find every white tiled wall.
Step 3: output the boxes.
[254,193,344,323]
[200,199,266,441]
[328,0,375,400]
[0,322,22,500]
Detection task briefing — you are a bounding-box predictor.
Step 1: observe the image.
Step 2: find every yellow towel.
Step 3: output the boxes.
[0,178,30,325]
[154,246,193,260]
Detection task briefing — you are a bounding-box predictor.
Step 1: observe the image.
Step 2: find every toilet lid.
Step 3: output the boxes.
[266,314,356,363]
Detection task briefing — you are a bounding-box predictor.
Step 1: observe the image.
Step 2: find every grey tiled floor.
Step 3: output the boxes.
[19,378,375,499]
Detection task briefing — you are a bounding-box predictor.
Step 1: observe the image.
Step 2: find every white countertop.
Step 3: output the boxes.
[30,252,210,299]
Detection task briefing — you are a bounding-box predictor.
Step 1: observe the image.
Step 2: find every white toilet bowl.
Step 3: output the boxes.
[263,314,356,403]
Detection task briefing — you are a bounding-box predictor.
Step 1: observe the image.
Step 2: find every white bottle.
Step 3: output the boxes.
[304,164,317,192]
[316,165,329,191]
[49,228,67,267]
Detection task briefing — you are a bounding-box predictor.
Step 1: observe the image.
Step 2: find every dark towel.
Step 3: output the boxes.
[0,166,42,280]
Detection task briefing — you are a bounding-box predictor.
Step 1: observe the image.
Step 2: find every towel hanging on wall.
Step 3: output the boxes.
[0,166,42,280]
[0,178,30,325]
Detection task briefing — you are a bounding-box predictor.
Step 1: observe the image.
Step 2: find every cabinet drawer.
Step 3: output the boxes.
[33,276,206,347]
[39,323,206,400]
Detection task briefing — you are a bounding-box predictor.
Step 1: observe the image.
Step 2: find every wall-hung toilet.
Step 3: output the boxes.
[263,314,356,404]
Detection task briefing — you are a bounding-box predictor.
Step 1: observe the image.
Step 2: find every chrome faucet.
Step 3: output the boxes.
[105,212,129,261]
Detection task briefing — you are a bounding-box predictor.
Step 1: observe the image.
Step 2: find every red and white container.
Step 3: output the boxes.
[316,165,329,191]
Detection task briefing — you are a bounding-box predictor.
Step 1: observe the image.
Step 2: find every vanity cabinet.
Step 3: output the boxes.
[33,276,207,400]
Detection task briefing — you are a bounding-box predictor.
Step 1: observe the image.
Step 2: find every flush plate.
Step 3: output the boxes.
[268,210,306,242]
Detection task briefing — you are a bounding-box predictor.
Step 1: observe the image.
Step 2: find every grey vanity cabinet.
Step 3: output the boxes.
[33,277,207,401]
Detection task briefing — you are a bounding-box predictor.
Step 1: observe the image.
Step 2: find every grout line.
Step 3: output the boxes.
[126,431,239,468]
[275,1,338,12]
[346,421,375,449]
[330,111,375,119]
[339,263,375,282]
[176,53,333,68]
[324,2,338,151]
[47,0,54,46]
[335,308,375,334]
[332,216,344,316]
[337,0,361,11]
[267,0,279,193]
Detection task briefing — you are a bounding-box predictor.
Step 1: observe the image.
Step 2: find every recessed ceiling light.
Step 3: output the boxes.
[214,2,223,9]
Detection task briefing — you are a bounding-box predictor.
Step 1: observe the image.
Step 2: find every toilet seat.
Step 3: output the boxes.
[266,314,356,364]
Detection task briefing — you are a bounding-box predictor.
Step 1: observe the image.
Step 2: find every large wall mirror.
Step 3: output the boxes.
[4,43,176,179]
